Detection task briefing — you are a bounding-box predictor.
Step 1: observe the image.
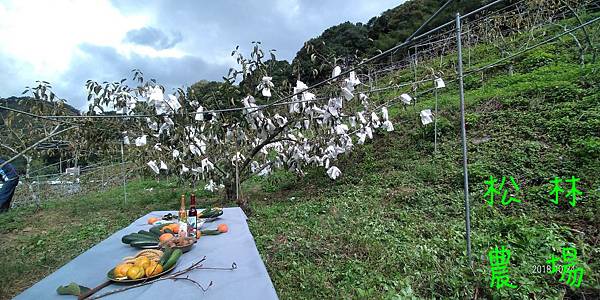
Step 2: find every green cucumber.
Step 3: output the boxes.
[149,227,161,236]
[129,233,158,242]
[159,247,174,266]
[162,249,182,269]
[129,240,159,248]
[137,230,158,239]
[121,235,136,244]
[200,229,222,235]
[122,233,157,244]
[199,208,223,218]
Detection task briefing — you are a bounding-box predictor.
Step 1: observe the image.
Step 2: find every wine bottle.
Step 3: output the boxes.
[178,195,188,221]
[188,193,198,235]
[178,194,188,231]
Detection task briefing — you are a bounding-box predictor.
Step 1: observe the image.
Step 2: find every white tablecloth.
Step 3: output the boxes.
[15,208,278,300]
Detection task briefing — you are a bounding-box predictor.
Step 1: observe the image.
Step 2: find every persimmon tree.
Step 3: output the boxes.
[82,43,399,208]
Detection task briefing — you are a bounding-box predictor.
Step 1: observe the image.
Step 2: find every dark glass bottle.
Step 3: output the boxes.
[188,193,197,235]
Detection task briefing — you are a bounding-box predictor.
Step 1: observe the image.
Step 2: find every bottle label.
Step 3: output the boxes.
[188,216,197,229]
[179,222,188,236]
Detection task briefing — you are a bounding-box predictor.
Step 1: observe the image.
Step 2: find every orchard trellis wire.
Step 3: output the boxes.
[1,0,599,266]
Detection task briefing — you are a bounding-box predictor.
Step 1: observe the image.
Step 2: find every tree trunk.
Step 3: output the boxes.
[24,155,40,207]
[224,182,236,201]
[223,181,250,214]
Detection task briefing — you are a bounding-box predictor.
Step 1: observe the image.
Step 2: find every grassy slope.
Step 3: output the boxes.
[247,59,600,298]
[1,15,599,300]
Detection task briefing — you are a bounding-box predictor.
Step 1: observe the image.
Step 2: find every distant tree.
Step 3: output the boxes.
[291,22,370,85]
[1,84,80,206]
[188,80,241,110]
[365,0,503,55]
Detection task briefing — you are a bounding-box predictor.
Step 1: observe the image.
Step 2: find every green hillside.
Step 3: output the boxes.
[290,0,512,84]
[1,3,599,300]
[245,14,600,298]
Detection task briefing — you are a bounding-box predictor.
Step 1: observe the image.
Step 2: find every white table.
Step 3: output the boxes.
[15,208,278,299]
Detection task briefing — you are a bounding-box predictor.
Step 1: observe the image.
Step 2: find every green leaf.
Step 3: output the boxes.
[56,282,90,296]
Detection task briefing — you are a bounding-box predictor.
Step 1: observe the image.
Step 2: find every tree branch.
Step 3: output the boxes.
[559,0,596,63]
[0,125,76,169]
[268,138,302,145]
[0,143,18,154]
[241,161,274,182]
[239,124,287,172]
[212,162,228,177]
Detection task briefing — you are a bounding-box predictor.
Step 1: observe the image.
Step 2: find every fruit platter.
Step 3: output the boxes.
[103,198,230,287]
[121,211,229,249]
[49,197,240,300]
[107,248,182,283]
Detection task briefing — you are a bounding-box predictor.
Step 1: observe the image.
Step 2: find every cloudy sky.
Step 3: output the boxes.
[0,0,404,110]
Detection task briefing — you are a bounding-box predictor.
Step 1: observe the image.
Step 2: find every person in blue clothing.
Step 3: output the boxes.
[0,158,19,212]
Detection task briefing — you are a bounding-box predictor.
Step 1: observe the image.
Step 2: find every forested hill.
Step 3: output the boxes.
[290,0,510,84]
[0,97,80,172]
[190,0,509,99]
[0,97,80,118]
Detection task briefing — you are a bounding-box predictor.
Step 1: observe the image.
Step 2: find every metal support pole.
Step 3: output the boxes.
[456,13,472,266]
[235,158,239,201]
[121,142,127,204]
[434,88,438,154]
[37,175,40,202]
[413,49,418,83]
[237,141,244,202]
[368,68,372,91]
[413,49,418,107]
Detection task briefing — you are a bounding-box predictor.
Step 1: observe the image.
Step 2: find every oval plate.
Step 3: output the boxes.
[107,262,177,283]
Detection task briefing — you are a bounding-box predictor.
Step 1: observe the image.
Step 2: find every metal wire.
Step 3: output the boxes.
[1,3,594,125]
[2,0,567,123]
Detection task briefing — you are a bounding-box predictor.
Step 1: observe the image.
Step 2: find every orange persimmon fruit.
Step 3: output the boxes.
[168,223,180,233]
[160,223,179,234]
[217,224,228,233]
[159,233,174,243]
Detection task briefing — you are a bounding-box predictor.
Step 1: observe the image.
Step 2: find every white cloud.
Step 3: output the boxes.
[274,0,301,19]
[0,0,405,109]
[0,0,148,79]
